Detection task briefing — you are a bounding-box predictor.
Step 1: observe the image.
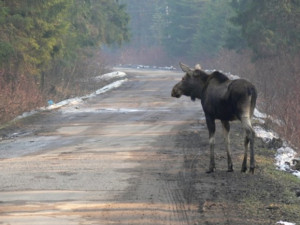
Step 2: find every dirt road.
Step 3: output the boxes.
[0,68,299,225]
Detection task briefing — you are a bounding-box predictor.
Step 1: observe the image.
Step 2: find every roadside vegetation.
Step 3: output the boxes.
[0,0,129,122]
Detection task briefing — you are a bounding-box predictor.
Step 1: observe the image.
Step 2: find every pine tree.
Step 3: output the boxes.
[191,0,234,59]
[0,0,130,78]
[164,0,202,58]
[163,0,234,60]
[229,0,300,58]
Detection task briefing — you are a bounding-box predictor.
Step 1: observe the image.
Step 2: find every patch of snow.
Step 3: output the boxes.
[15,110,40,120]
[254,125,279,143]
[293,170,300,178]
[276,146,297,171]
[275,146,300,178]
[253,109,284,126]
[204,69,216,74]
[163,66,176,70]
[49,79,127,110]
[276,221,296,225]
[14,74,128,121]
[254,124,300,179]
[82,78,128,99]
[48,97,83,110]
[93,71,126,82]
[95,108,145,113]
[254,108,267,123]
[118,64,176,70]
[254,108,267,119]
[225,73,240,80]
[137,65,150,69]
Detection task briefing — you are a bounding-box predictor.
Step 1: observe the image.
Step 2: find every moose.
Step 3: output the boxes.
[172,63,257,173]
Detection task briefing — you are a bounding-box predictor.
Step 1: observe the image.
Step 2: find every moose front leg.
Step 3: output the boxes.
[206,116,216,173]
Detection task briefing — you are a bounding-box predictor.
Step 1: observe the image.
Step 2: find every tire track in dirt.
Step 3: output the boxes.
[164,179,194,225]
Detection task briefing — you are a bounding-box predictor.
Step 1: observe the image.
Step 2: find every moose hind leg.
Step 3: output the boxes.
[249,128,255,174]
[241,117,255,173]
[241,136,249,172]
[222,120,233,172]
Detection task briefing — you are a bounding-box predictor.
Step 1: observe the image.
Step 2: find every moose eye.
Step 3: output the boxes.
[182,77,185,81]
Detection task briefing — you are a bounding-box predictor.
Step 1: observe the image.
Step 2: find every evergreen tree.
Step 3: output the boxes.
[0,0,70,75]
[163,0,234,60]
[164,0,202,58]
[191,0,233,59]
[151,0,168,46]
[0,0,130,79]
[120,0,164,48]
[229,0,300,58]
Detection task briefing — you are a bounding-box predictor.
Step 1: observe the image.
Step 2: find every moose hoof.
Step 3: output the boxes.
[250,167,255,174]
[227,168,234,172]
[206,168,215,174]
[241,167,247,173]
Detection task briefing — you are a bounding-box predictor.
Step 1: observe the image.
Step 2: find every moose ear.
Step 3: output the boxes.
[179,62,193,74]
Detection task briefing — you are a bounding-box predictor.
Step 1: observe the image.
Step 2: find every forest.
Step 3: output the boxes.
[1,0,300,149]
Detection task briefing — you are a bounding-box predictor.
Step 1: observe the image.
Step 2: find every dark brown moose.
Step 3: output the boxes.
[172,63,257,173]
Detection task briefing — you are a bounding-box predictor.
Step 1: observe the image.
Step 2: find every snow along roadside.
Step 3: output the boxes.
[15,71,128,120]
[276,221,296,225]
[254,109,300,179]
[47,78,128,110]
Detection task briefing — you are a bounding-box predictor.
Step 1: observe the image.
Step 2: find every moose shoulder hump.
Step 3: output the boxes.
[208,71,229,83]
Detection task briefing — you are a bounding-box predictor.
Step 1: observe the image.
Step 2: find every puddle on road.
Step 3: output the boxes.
[0,125,92,159]
[0,136,62,159]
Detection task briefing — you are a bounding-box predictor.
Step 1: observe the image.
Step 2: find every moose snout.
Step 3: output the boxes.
[171,86,182,98]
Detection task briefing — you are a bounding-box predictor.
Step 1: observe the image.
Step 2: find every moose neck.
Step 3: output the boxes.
[192,70,209,100]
